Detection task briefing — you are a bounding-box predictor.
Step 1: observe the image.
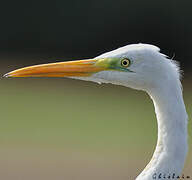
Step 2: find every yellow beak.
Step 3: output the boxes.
[4,59,108,78]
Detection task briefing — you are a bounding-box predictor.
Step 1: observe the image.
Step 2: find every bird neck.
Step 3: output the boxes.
[136,79,188,180]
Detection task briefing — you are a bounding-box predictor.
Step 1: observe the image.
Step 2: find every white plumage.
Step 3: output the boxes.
[72,44,188,179]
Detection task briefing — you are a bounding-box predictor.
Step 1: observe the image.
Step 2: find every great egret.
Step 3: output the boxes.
[4,44,188,180]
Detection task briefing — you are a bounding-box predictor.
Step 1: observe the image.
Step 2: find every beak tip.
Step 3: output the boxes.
[3,73,10,78]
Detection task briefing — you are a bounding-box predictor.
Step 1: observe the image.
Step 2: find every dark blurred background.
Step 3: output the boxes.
[0,0,192,69]
[0,0,191,180]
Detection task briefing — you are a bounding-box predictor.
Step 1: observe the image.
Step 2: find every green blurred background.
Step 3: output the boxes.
[0,0,192,179]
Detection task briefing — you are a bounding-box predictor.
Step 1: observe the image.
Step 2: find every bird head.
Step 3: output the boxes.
[4,44,179,91]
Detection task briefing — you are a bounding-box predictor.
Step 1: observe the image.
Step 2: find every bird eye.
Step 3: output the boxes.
[121,58,130,67]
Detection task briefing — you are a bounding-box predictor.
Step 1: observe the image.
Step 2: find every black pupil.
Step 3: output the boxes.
[123,60,128,66]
